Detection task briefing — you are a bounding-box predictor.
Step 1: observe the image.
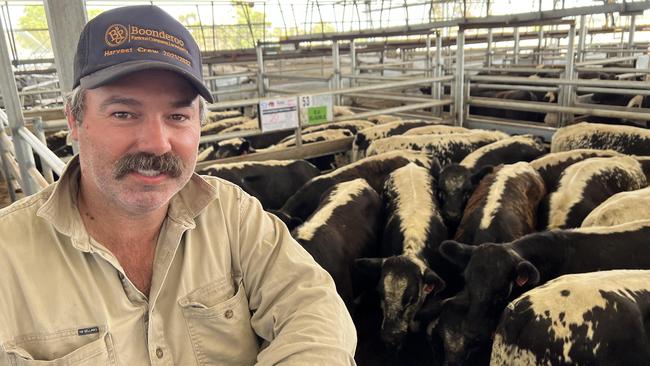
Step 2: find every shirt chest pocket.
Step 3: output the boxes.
[179,278,259,366]
[2,327,117,366]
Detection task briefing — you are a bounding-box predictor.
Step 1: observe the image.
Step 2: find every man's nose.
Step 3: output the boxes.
[139,116,172,155]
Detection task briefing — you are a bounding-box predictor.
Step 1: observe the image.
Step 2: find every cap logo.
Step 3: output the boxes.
[105,24,128,47]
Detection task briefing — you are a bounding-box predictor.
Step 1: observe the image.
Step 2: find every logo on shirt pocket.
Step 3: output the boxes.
[3,325,117,366]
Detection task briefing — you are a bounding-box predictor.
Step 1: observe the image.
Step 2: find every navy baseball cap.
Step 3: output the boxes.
[73,5,214,103]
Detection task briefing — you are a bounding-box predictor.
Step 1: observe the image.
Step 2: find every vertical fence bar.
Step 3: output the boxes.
[628,15,636,50]
[33,117,54,184]
[561,23,577,127]
[513,27,520,65]
[486,28,493,67]
[332,40,341,105]
[455,28,465,127]
[350,39,357,88]
[256,43,266,97]
[577,15,587,63]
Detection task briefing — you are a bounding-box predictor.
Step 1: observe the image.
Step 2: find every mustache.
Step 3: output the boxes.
[113,152,184,179]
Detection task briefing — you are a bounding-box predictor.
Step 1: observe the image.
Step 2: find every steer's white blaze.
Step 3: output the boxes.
[402,125,469,136]
[581,186,650,227]
[295,178,370,241]
[383,273,409,314]
[202,159,298,171]
[530,149,622,171]
[366,131,509,159]
[220,119,259,134]
[317,150,432,180]
[479,162,538,230]
[499,270,650,364]
[570,218,650,235]
[551,122,650,153]
[200,116,247,132]
[386,163,440,258]
[547,156,646,229]
[460,135,539,170]
[302,120,375,134]
[197,146,214,162]
[275,129,353,147]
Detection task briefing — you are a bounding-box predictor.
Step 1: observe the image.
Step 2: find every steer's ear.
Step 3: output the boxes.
[514,260,540,287]
[439,240,475,269]
[354,258,383,285]
[428,157,442,181]
[470,165,494,186]
[422,268,446,295]
[239,140,253,155]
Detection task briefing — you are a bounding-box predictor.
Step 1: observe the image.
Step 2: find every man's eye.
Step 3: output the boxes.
[170,114,188,122]
[112,111,134,119]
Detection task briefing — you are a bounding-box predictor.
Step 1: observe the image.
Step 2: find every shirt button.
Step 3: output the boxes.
[225,309,234,319]
[118,273,125,281]
[155,347,163,359]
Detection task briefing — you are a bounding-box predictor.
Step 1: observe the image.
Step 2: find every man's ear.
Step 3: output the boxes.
[65,103,79,141]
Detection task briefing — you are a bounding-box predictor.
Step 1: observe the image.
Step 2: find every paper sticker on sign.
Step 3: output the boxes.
[259,97,299,132]
[299,94,333,126]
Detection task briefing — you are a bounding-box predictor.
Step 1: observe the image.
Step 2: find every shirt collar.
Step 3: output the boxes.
[36,155,219,251]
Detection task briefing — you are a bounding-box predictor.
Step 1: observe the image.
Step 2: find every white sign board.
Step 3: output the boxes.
[259,97,300,132]
[637,55,649,70]
[299,94,333,126]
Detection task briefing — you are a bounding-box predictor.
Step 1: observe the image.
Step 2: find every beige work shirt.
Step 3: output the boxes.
[0,157,356,365]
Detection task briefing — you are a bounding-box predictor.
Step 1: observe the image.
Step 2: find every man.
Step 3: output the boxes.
[0,5,356,365]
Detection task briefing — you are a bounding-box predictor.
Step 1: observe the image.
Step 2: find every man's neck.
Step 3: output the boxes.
[76,181,168,253]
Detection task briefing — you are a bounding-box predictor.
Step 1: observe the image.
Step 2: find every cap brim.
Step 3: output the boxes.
[79,60,214,103]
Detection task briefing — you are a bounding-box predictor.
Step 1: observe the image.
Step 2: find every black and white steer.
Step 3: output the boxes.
[366,130,509,165]
[544,156,647,229]
[551,122,650,155]
[277,150,435,223]
[355,163,448,350]
[437,135,546,230]
[198,159,320,209]
[491,270,650,365]
[581,186,650,227]
[453,162,546,245]
[292,178,382,308]
[530,148,622,192]
[353,120,432,160]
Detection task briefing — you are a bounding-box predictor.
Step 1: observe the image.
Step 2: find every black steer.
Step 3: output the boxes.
[198,159,319,209]
[433,219,650,365]
[292,178,382,308]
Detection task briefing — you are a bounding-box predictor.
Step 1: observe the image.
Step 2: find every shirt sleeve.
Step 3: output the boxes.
[236,194,357,366]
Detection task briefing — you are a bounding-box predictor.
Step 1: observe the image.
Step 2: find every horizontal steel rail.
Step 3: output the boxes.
[469,97,650,121]
[17,127,65,175]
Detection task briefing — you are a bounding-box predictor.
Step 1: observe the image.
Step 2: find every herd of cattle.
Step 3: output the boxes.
[196,118,650,366]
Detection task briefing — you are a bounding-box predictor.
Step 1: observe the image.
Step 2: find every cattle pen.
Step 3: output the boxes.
[3,1,650,365]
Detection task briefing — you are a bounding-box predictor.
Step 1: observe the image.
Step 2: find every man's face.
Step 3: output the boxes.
[69,69,201,215]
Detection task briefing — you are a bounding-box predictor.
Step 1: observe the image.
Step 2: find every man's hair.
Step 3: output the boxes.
[65,85,209,125]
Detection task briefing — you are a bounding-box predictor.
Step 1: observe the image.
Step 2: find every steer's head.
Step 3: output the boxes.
[437,164,493,233]
[437,240,540,365]
[355,255,445,351]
